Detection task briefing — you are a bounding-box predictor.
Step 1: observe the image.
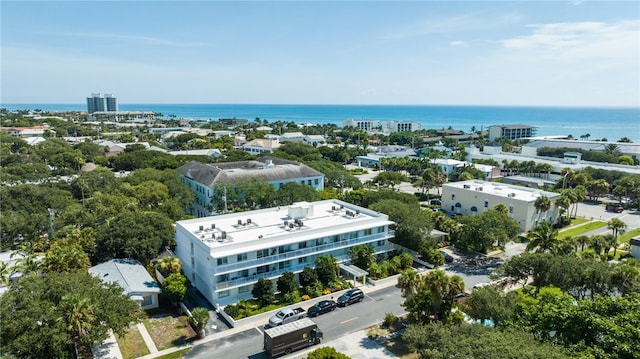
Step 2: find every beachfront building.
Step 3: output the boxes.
[0,125,52,137]
[174,200,395,306]
[488,124,537,141]
[356,145,417,168]
[441,180,560,232]
[343,119,421,134]
[176,156,325,217]
[87,93,118,114]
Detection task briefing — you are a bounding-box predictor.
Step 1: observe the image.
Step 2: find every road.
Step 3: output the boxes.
[185,285,406,359]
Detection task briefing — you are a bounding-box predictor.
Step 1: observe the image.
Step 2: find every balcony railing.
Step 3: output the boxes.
[212,232,393,276]
[213,243,396,292]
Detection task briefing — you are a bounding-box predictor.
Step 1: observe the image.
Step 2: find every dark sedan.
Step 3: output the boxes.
[307,300,337,317]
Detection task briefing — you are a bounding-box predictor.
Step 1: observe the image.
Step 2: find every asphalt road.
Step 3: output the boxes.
[184,285,405,359]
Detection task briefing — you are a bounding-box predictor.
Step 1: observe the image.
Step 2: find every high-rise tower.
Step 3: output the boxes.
[87,93,118,113]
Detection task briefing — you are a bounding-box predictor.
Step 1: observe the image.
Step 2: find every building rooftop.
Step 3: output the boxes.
[444,180,560,202]
[176,200,394,257]
[489,124,536,129]
[176,156,323,187]
[89,259,160,295]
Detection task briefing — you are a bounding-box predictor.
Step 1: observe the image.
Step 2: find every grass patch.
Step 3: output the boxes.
[570,217,589,226]
[559,221,607,239]
[153,347,192,359]
[617,228,640,245]
[116,324,150,359]
[143,316,197,351]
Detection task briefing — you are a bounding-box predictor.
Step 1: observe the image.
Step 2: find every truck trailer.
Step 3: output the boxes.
[263,318,323,358]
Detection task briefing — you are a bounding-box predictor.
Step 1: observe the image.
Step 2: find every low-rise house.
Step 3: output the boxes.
[441,180,560,232]
[304,135,326,147]
[88,259,161,310]
[243,138,282,154]
[279,132,305,143]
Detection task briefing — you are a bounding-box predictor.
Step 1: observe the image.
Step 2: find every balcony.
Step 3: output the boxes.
[212,232,393,276]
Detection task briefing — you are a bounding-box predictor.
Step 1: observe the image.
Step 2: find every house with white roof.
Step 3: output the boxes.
[441,180,560,232]
[174,200,395,306]
[88,259,161,310]
[279,132,305,143]
[304,135,326,147]
[243,138,282,154]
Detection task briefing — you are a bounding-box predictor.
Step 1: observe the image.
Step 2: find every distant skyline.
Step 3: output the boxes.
[1,1,639,107]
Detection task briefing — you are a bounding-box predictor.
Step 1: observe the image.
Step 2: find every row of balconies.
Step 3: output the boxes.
[212,231,393,276]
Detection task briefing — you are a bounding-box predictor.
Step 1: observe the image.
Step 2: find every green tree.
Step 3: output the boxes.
[276,271,298,295]
[315,255,338,287]
[307,346,350,359]
[454,209,520,253]
[398,269,464,324]
[190,307,210,338]
[156,257,182,276]
[95,210,174,264]
[349,244,375,271]
[534,195,551,223]
[462,285,517,326]
[252,278,275,307]
[162,273,189,306]
[299,266,319,288]
[43,239,91,273]
[275,182,322,205]
[526,221,560,254]
[0,271,140,359]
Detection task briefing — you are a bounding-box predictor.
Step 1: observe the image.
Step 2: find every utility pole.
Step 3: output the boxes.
[47,208,54,238]
[223,187,228,214]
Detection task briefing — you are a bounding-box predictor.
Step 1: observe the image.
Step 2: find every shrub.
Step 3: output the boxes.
[224,304,240,318]
[283,290,300,304]
[301,294,311,301]
[383,313,399,331]
[322,288,331,295]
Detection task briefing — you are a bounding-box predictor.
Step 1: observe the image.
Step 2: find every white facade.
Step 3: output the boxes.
[342,119,421,134]
[441,180,560,232]
[243,139,282,154]
[174,200,395,306]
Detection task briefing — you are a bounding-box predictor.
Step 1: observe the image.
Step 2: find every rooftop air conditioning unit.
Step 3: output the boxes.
[247,219,252,224]
[221,231,227,239]
[237,219,242,226]
[211,224,215,229]
[199,225,204,231]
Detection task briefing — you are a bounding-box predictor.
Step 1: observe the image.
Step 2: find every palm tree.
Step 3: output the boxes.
[0,261,11,286]
[157,256,182,276]
[534,195,551,223]
[526,221,560,254]
[190,307,210,338]
[589,235,608,256]
[604,143,621,156]
[397,269,421,302]
[575,235,591,252]
[555,195,571,224]
[607,218,627,241]
[422,270,465,322]
[557,236,577,255]
[59,294,97,357]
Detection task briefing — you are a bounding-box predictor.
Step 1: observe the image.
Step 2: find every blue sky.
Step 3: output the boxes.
[1,1,639,106]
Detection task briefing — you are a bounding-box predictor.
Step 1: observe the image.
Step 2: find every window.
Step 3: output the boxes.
[377,240,386,247]
[257,249,269,259]
[217,257,228,266]
[484,200,489,208]
[314,178,319,185]
[218,290,230,298]
[140,295,153,307]
[239,285,250,293]
[509,205,514,214]
[237,253,247,262]
[451,194,455,200]
[242,270,249,277]
[378,226,385,233]
[301,180,305,184]
[298,257,308,264]
[307,180,312,185]
[349,232,357,239]
[316,238,324,246]
[257,265,269,274]
[279,245,290,254]
[364,228,372,236]
[217,274,229,283]
[299,241,307,249]
[190,242,194,254]
[333,235,340,243]
[278,261,291,269]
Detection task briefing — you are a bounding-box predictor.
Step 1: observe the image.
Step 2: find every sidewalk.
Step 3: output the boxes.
[137,275,401,359]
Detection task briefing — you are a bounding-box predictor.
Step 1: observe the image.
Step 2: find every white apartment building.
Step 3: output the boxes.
[441,180,560,232]
[342,119,421,134]
[174,200,395,306]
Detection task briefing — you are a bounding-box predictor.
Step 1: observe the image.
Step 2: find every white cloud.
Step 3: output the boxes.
[450,41,467,47]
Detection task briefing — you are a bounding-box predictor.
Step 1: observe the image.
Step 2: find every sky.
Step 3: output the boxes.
[1,1,639,107]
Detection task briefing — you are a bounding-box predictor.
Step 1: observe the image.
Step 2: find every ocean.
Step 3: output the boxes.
[3,104,639,143]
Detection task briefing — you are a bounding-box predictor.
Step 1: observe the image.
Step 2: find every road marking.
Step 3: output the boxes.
[340,317,358,324]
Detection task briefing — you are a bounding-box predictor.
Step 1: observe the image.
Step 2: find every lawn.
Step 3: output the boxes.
[143,315,197,351]
[116,324,150,359]
[558,221,607,239]
[617,228,640,245]
[154,347,192,359]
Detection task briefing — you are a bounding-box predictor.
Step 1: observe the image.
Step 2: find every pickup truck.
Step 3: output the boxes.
[606,203,624,213]
[268,307,307,327]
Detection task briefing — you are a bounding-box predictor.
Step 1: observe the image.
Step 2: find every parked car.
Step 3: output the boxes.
[439,250,454,263]
[337,288,364,307]
[606,203,624,213]
[453,292,471,302]
[307,300,337,317]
